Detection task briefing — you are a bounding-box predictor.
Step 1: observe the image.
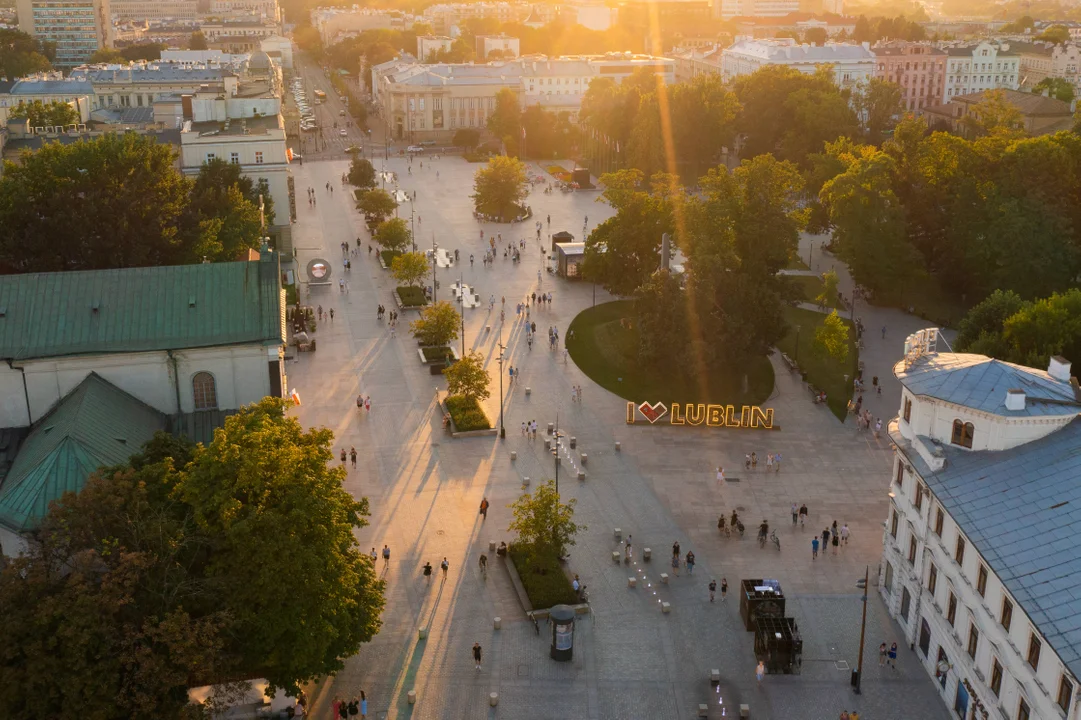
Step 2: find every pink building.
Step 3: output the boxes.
[872,42,946,113]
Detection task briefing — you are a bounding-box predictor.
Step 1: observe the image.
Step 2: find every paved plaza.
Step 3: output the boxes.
[286,153,953,720]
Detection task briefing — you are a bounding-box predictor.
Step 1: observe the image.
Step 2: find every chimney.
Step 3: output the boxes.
[1005,389,1026,411]
[1049,355,1072,382]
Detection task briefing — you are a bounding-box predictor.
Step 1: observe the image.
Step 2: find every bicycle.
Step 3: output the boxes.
[479,554,488,581]
[770,530,781,552]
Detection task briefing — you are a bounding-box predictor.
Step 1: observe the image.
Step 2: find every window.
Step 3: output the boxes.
[1027,633,1041,671]
[206,152,217,162]
[896,461,904,488]
[947,592,957,626]
[908,536,917,564]
[1001,598,1013,631]
[977,565,987,597]
[230,152,239,164]
[1058,676,1074,712]
[919,619,931,655]
[890,510,899,538]
[933,507,944,536]
[951,419,974,448]
[955,536,965,566]
[928,564,938,595]
[884,561,894,592]
[1017,698,1030,720]
[901,587,912,621]
[967,624,979,659]
[991,658,1003,697]
[255,151,263,164]
[192,372,217,410]
[914,483,924,511]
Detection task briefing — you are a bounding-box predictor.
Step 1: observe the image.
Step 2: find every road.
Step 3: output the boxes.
[290,51,385,162]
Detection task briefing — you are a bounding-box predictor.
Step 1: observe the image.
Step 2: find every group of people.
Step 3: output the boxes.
[520,420,539,439]
[729,451,783,473]
[329,694,367,719]
[669,541,696,576]
[811,520,850,558]
[305,185,323,207]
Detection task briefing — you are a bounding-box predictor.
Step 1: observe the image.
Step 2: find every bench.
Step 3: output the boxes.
[780,352,798,372]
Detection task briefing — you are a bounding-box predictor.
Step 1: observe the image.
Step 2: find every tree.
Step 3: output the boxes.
[443,350,490,400]
[0,29,52,81]
[816,269,840,308]
[814,310,850,363]
[356,188,397,223]
[1035,25,1071,44]
[190,31,209,50]
[411,300,460,346]
[177,398,385,694]
[88,47,125,63]
[1033,76,1075,103]
[453,128,481,149]
[805,27,828,45]
[854,77,904,143]
[374,217,411,252]
[121,43,165,61]
[8,99,79,127]
[508,479,583,562]
[634,270,690,369]
[348,157,377,189]
[391,250,430,287]
[0,133,193,273]
[472,155,528,221]
[956,289,1028,358]
[184,158,268,261]
[961,89,1025,138]
[486,88,522,153]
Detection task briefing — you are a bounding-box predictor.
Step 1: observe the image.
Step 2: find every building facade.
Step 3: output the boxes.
[69,63,241,111]
[109,0,196,22]
[872,42,946,112]
[417,35,454,61]
[477,34,519,59]
[940,41,1020,98]
[0,78,93,124]
[920,88,1074,136]
[16,0,114,67]
[722,37,875,88]
[1013,41,1081,92]
[670,44,724,81]
[881,331,1081,720]
[421,2,531,34]
[310,7,404,46]
[718,0,800,20]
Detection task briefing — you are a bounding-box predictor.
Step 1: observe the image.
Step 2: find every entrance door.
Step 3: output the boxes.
[954,681,969,718]
[918,619,931,656]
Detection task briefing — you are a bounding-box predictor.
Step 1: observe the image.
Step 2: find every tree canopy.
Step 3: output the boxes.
[472,156,528,221]
[374,217,411,252]
[357,188,397,223]
[391,250,429,287]
[411,300,460,346]
[9,99,79,127]
[0,29,52,81]
[190,31,208,50]
[957,289,1081,368]
[508,479,583,563]
[348,157,377,189]
[443,350,490,400]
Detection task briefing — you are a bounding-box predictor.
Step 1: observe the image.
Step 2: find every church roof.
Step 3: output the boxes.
[0,254,284,361]
[0,373,167,533]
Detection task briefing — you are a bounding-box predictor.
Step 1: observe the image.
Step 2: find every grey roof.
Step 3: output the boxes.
[3,130,181,153]
[10,79,94,95]
[71,65,229,84]
[896,353,1080,417]
[902,418,1081,682]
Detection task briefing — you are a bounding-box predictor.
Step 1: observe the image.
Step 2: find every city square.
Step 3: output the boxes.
[286,153,953,720]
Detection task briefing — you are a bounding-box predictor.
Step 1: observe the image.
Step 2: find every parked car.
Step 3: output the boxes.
[340,128,347,136]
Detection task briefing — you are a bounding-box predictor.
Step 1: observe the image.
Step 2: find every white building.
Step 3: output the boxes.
[110,0,196,22]
[559,0,616,31]
[310,7,405,46]
[1013,41,1081,92]
[721,37,875,87]
[940,41,1020,98]
[70,62,242,111]
[417,35,454,61]
[0,78,94,124]
[476,34,519,60]
[0,250,287,557]
[882,329,1081,720]
[421,2,531,34]
[717,0,799,20]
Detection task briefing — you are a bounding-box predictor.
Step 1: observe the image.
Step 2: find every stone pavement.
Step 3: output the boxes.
[283,156,953,720]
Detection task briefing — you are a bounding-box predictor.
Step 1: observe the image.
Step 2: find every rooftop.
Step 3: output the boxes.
[895,352,1080,417]
[186,113,284,135]
[9,79,94,95]
[0,254,284,362]
[70,64,235,84]
[898,417,1081,682]
[725,39,875,62]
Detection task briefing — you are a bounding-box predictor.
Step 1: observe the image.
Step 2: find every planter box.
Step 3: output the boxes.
[440,397,496,437]
[393,286,428,310]
[417,345,460,365]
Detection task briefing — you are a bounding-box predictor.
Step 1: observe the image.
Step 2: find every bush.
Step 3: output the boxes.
[397,285,427,307]
[508,544,578,609]
[444,394,490,431]
[380,250,402,267]
[421,346,454,363]
[464,151,492,163]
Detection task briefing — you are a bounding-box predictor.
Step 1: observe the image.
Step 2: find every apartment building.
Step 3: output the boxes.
[718,0,799,20]
[939,41,1020,98]
[872,42,946,112]
[0,78,93,124]
[310,7,404,46]
[421,2,531,34]
[69,62,242,111]
[477,34,520,60]
[722,37,875,88]
[1012,41,1081,91]
[110,0,196,22]
[882,330,1081,720]
[16,0,114,67]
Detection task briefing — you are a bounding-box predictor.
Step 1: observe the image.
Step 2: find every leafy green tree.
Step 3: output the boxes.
[1035,25,1071,44]
[443,350,490,400]
[121,43,165,61]
[0,29,52,80]
[8,99,79,127]
[956,289,1029,357]
[804,27,828,45]
[177,398,385,694]
[453,128,481,149]
[814,310,850,363]
[486,88,522,153]
[961,89,1025,138]
[411,300,460,346]
[357,188,397,223]
[190,31,209,50]
[816,269,840,308]
[1001,289,1081,367]
[472,155,528,221]
[348,157,377,189]
[0,133,193,272]
[1033,77,1075,103]
[184,158,269,261]
[634,269,690,369]
[520,106,578,159]
[374,217,411,252]
[391,250,429,287]
[508,479,583,562]
[854,77,904,143]
[88,47,125,63]
[1001,15,1034,33]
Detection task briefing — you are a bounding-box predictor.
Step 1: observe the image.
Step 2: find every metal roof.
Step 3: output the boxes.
[0,254,284,361]
[10,79,94,95]
[896,353,1079,417]
[902,418,1081,682]
[0,373,167,533]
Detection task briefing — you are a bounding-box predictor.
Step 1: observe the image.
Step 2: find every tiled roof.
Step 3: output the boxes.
[896,353,1080,417]
[901,418,1081,682]
[0,373,167,533]
[0,255,284,361]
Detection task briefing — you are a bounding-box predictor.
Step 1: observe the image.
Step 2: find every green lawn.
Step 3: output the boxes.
[566,300,774,406]
[785,274,844,309]
[397,285,427,307]
[776,306,859,421]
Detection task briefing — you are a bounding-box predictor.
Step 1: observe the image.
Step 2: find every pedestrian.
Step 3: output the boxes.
[811,537,819,559]
[473,642,482,670]
[530,419,537,439]
[888,642,898,669]
[685,550,695,574]
[841,523,850,545]
[709,579,716,602]
[360,691,368,719]
[744,453,751,470]
[348,697,358,717]
[672,540,680,558]
[878,642,888,666]
[872,375,878,389]
[881,325,887,339]
[340,448,346,465]
[382,545,390,567]
[799,503,808,527]
[329,308,335,321]
[365,395,371,412]
[479,497,489,519]
[822,527,830,550]
[750,451,757,469]
[333,697,343,719]
[721,577,728,602]
[774,452,782,472]
[370,547,377,563]
[756,661,765,687]
[716,466,725,482]
[791,503,798,526]
[832,531,840,554]
[339,278,345,292]
[423,561,432,580]
[441,557,449,577]
[766,452,774,471]
[625,534,632,561]
[521,421,527,436]
[671,552,680,576]
[350,447,357,469]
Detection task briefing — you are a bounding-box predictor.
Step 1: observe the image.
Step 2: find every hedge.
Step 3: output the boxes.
[397,285,427,307]
[444,394,490,431]
[421,346,454,363]
[508,544,578,610]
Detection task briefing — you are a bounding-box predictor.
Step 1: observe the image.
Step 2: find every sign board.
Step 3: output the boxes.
[903,328,939,368]
[626,401,774,430]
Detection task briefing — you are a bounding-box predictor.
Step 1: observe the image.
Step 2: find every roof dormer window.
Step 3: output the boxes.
[951,419,974,449]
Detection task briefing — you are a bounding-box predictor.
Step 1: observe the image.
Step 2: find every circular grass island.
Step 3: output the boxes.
[565,300,774,407]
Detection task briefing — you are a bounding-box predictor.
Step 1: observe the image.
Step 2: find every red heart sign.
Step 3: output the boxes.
[637,401,668,424]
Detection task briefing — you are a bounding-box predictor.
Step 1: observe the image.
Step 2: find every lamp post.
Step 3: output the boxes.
[497,325,506,439]
[459,271,466,358]
[853,566,869,695]
[432,236,438,302]
[808,241,814,269]
[553,410,560,495]
[794,325,801,365]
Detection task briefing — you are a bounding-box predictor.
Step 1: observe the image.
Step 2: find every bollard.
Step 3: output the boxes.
[614,528,622,541]
[544,439,551,450]
[493,617,502,630]
[407,690,416,704]
[660,573,669,583]
[523,476,530,486]
[661,602,671,614]
[711,669,721,684]
[510,451,517,461]
[418,628,428,639]
[612,551,621,563]
[490,693,499,707]
[628,577,637,588]
[547,422,554,435]
[740,704,750,718]
[643,548,652,561]
[615,441,621,451]
[489,540,496,552]
[577,471,586,481]
[525,387,531,396]
[570,436,576,449]
[485,325,491,333]
[580,453,588,465]
[698,704,709,718]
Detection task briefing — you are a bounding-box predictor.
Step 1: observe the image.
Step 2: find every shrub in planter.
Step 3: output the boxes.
[508,544,578,609]
[397,285,427,307]
[421,346,453,363]
[444,394,490,431]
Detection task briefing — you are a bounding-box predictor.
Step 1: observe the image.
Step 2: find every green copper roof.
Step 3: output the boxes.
[0,373,167,533]
[0,253,284,361]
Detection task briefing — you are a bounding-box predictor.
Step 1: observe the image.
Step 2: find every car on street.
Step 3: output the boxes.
[339,110,346,116]
[345,145,362,154]
[339,129,348,136]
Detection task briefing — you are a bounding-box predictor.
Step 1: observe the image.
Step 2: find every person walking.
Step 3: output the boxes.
[625,534,632,562]
[774,452,782,472]
[382,545,390,567]
[811,536,819,559]
[709,579,717,602]
[473,642,483,670]
[756,661,765,687]
[672,540,680,559]
[340,448,347,466]
[360,691,368,719]
[441,557,449,577]
[685,550,695,575]
[791,503,798,526]
[720,577,728,602]
[479,497,489,519]
[799,503,808,527]
[338,697,348,719]
[878,642,888,666]
[840,523,850,546]
[888,642,898,669]
[766,452,774,471]
[671,552,680,577]
[350,447,357,469]
[832,530,840,555]
[822,528,831,553]
[348,697,358,717]
[357,394,363,412]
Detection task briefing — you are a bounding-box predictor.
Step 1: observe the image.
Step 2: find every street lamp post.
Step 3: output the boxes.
[808,241,814,269]
[853,566,869,694]
[497,326,506,439]
[459,271,466,358]
[432,235,438,302]
[794,325,801,365]
[553,410,560,495]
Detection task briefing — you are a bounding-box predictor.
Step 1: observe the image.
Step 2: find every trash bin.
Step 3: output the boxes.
[549,604,576,661]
